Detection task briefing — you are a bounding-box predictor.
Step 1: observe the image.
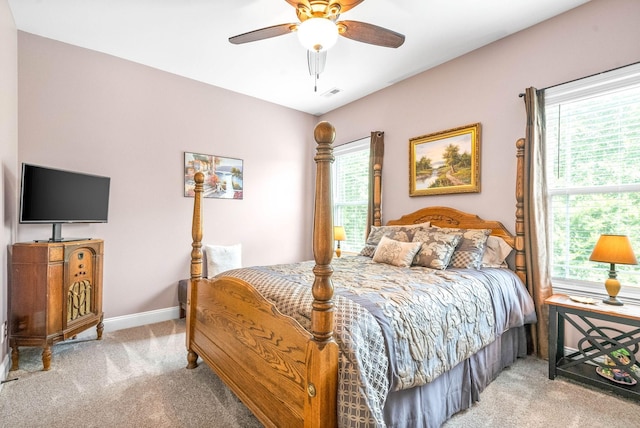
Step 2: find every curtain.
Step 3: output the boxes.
[366,131,384,237]
[523,87,554,358]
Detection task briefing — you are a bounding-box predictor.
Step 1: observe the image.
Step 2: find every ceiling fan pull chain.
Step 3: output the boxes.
[307,49,328,92]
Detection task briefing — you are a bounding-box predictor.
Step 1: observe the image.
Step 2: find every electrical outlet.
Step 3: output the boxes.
[1,321,7,344]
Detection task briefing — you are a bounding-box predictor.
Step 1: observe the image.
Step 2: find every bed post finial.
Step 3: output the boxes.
[306,121,338,427]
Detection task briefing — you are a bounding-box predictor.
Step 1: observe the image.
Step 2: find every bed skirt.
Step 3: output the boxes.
[382,325,528,428]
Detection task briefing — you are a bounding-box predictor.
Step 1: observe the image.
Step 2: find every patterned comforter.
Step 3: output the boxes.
[222,255,536,427]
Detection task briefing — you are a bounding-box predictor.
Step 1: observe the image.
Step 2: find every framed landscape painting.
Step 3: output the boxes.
[409,123,481,196]
[184,152,244,199]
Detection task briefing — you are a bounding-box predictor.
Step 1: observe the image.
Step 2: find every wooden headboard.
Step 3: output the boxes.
[386,206,515,249]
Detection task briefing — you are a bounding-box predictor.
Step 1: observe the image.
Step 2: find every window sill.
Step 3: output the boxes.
[552,279,640,306]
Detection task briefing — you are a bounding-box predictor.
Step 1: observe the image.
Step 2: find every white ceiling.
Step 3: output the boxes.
[8,0,590,116]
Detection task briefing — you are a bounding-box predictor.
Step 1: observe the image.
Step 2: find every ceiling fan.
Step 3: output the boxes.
[229,0,405,90]
[229,0,405,50]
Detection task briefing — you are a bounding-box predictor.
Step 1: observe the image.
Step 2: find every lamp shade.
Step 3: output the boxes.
[297,18,338,52]
[334,226,346,241]
[589,234,638,265]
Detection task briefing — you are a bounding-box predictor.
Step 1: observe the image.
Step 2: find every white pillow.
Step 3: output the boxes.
[204,244,242,278]
[481,236,513,268]
[372,236,422,268]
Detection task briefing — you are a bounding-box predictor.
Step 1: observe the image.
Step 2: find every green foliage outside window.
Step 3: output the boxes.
[546,83,640,287]
[333,139,370,253]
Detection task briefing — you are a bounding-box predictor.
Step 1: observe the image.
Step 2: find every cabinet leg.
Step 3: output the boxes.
[42,346,52,371]
[96,316,104,340]
[10,345,19,371]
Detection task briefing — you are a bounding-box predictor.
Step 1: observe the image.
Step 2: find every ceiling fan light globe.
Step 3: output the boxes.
[297,18,338,52]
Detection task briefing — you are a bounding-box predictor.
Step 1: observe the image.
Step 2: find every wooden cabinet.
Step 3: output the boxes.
[9,239,104,371]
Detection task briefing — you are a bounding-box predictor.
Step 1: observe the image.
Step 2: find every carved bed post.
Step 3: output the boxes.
[514,138,526,286]
[305,122,339,427]
[190,172,204,280]
[186,171,204,369]
[373,163,382,227]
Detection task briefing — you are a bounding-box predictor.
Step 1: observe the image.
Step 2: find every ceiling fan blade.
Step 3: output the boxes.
[229,23,297,45]
[338,20,405,48]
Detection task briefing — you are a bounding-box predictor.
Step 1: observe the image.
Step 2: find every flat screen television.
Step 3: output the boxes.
[19,163,111,242]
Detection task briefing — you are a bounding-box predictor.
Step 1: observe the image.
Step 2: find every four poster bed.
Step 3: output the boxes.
[185,122,535,427]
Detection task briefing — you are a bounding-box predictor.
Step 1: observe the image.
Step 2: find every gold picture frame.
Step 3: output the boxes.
[409,123,480,196]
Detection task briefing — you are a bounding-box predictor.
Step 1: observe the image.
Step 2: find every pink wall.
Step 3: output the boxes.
[322,0,640,230]
[16,33,317,318]
[0,0,18,376]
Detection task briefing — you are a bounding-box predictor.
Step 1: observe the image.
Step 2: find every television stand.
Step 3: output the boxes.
[39,223,91,243]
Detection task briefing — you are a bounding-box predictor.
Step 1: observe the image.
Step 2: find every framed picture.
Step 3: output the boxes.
[409,123,480,196]
[184,152,244,199]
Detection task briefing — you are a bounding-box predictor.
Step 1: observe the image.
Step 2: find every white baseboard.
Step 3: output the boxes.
[0,306,181,385]
[0,353,10,391]
[75,306,182,339]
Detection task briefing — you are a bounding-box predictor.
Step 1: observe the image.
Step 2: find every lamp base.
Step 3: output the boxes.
[603,296,624,306]
[603,275,623,306]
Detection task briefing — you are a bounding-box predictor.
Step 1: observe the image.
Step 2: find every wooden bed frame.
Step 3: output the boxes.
[185,121,527,427]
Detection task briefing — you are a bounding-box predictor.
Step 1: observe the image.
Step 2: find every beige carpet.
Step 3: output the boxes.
[1,319,261,428]
[1,319,639,427]
[445,354,640,428]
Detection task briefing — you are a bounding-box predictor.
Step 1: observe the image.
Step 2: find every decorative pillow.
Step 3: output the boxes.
[436,227,491,269]
[482,236,514,268]
[372,236,422,268]
[359,222,430,257]
[204,244,242,278]
[411,228,462,269]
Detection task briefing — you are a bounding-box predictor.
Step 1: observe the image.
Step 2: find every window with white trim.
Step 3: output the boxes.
[544,63,640,298]
[332,137,370,253]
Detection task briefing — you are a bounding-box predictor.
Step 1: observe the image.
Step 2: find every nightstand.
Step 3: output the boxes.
[546,294,640,399]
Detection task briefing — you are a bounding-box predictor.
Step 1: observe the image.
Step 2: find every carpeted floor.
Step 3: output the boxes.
[1,319,639,427]
[444,353,640,427]
[0,319,261,428]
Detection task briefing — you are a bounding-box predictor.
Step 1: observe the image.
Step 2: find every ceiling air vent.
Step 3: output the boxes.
[322,88,342,98]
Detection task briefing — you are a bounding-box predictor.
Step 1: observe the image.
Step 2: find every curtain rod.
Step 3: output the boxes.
[518,60,640,98]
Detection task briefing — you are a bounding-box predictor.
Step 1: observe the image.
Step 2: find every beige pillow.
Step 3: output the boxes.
[372,236,422,267]
[412,228,462,269]
[360,222,430,257]
[482,236,513,268]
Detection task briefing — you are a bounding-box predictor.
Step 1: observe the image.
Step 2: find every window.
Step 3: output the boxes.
[332,137,370,253]
[544,63,640,297]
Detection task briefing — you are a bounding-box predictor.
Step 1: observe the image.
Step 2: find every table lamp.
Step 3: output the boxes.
[589,234,638,306]
[334,226,346,257]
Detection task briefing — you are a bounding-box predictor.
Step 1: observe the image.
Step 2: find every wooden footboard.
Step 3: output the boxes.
[188,276,313,426]
[186,122,339,428]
